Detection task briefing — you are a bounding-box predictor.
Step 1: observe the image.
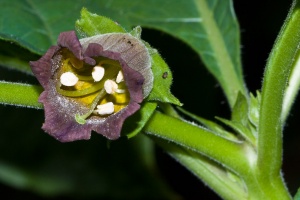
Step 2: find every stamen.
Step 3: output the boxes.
[95,102,115,115]
[116,70,124,83]
[60,72,78,86]
[116,89,126,94]
[92,66,105,82]
[104,79,118,94]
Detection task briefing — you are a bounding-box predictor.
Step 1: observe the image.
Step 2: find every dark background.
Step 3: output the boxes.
[1,1,299,200]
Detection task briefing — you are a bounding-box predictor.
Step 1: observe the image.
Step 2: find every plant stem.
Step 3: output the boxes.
[0,81,42,109]
[144,111,249,175]
[145,111,291,199]
[258,0,300,183]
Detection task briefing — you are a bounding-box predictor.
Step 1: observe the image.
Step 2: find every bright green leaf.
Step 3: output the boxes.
[75,8,126,38]
[146,52,181,105]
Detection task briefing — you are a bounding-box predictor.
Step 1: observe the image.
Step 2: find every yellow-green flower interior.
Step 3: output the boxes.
[55,49,130,119]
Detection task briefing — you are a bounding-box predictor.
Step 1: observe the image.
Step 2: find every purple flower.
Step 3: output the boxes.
[30,31,153,142]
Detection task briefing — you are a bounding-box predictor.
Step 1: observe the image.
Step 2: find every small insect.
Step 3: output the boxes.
[162,72,168,79]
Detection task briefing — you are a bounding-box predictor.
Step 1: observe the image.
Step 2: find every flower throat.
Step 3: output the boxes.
[55,48,130,123]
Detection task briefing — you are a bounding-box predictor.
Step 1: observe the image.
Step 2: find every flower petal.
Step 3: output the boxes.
[57,31,95,66]
[30,31,151,142]
[80,33,153,97]
[30,46,60,89]
[39,82,93,142]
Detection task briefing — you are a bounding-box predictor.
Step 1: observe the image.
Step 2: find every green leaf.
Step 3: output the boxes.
[0,81,42,109]
[146,51,181,105]
[122,102,157,138]
[231,92,249,126]
[75,8,126,37]
[117,0,246,107]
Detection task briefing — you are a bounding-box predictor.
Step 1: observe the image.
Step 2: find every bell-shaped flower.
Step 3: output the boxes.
[30,31,153,142]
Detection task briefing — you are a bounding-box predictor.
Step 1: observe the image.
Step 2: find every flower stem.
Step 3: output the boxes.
[144,111,249,174]
[144,111,291,199]
[0,81,42,109]
[258,0,300,182]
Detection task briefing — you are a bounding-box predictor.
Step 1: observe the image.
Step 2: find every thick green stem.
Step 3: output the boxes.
[258,0,300,183]
[145,111,291,199]
[144,111,250,175]
[0,81,42,109]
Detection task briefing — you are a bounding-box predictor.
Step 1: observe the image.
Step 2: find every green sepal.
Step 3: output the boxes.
[146,51,181,106]
[249,91,261,127]
[122,102,157,138]
[75,8,126,38]
[231,92,249,126]
[130,26,142,39]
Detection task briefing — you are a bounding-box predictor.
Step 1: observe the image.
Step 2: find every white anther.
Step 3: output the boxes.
[60,72,78,86]
[95,102,114,115]
[104,79,118,94]
[116,70,124,83]
[92,66,105,82]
